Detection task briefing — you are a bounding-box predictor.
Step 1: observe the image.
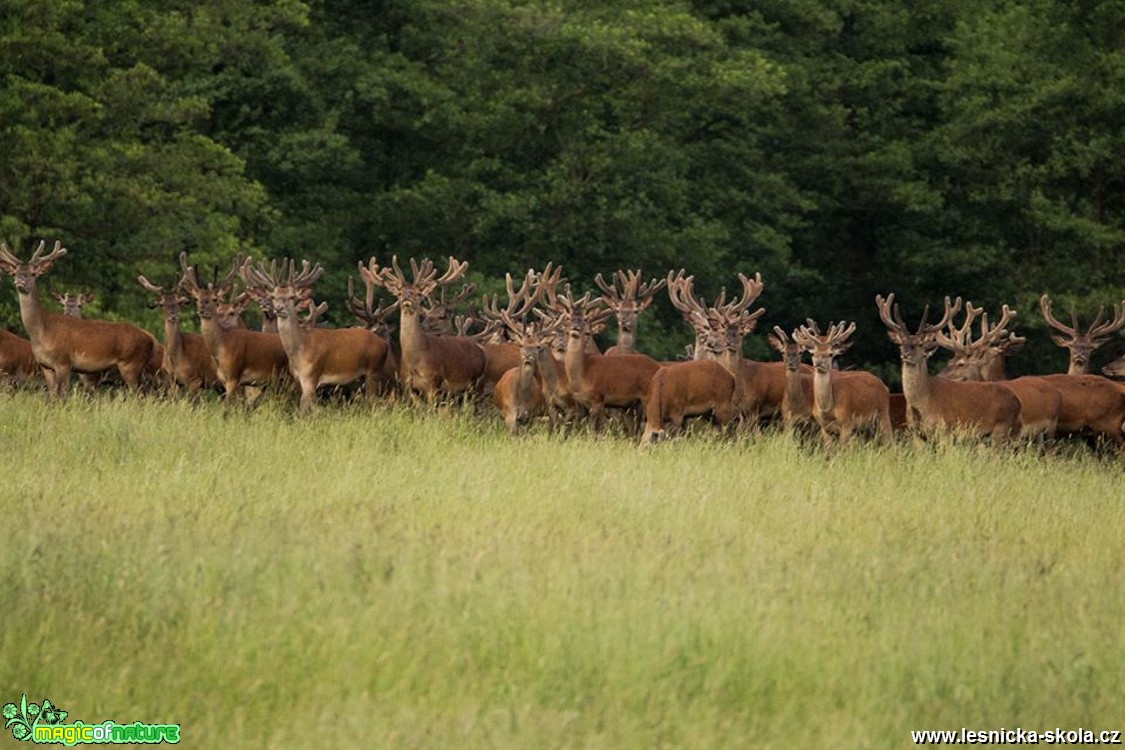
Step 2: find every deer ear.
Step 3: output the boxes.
[767,334,784,352]
[80,293,94,304]
[1049,334,1070,348]
[50,291,63,302]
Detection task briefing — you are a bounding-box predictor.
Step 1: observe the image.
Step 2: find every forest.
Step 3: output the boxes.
[2,0,1124,377]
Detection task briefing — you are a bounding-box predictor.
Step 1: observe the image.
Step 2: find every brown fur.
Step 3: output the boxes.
[641,359,735,442]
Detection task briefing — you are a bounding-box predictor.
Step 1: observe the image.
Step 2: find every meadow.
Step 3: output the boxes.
[1,391,1123,748]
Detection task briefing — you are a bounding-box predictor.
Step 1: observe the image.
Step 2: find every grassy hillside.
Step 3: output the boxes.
[1,393,1122,748]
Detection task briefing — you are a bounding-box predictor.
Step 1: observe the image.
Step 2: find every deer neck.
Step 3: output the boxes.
[15,282,48,341]
[981,354,1007,382]
[812,368,835,415]
[536,347,561,393]
[198,315,233,357]
[785,366,809,409]
[274,306,306,359]
[564,332,587,386]
[397,305,429,368]
[693,331,705,360]
[900,360,933,407]
[516,362,538,400]
[162,314,185,370]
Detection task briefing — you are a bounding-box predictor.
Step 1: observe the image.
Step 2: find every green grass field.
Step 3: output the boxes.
[1,392,1123,748]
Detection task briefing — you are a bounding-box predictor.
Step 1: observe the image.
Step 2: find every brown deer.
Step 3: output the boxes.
[876,294,1020,441]
[0,240,156,398]
[241,258,389,413]
[51,291,94,318]
[936,303,1062,440]
[707,274,794,424]
[595,269,667,355]
[1040,294,1125,374]
[477,270,540,396]
[0,328,39,385]
[767,327,814,432]
[179,253,289,404]
[365,256,486,402]
[346,269,401,393]
[543,283,660,433]
[641,315,735,442]
[420,277,477,335]
[491,318,556,435]
[940,302,1124,443]
[137,275,219,395]
[793,321,891,444]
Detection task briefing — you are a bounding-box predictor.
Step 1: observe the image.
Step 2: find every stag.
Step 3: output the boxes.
[0,241,156,397]
[51,291,94,318]
[940,302,1124,443]
[543,280,659,433]
[793,321,891,444]
[478,269,540,396]
[1040,294,1125,374]
[179,253,289,404]
[767,327,815,433]
[241,258,389,413]
[137,275,219,395]
[936,303,1062,440]
[491,319,557,435]
[641,315,735,442]
[346,269,401,393]
[365,256,486,402]
[595,269,667,355]
[876,294,1020,441]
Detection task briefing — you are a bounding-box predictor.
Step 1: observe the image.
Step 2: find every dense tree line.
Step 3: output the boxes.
[2,0,1123,378]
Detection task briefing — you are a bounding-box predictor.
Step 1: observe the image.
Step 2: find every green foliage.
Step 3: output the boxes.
[1,0,1123,369]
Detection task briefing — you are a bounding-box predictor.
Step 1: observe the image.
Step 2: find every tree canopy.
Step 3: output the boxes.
[2,0,1123,373]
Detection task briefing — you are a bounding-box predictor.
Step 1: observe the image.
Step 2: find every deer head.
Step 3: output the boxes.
[935,302,1019,381]
[875,293,963,368]
[179,252,246,322]
[241,258,323,321]
[1040,294,1125,374]
[594,269,666,345]
[50,291,94,318]
[481,268,540,338]
[376,256,468,316]
[793,320,857,373]
[346,272,399,337]
[138,275,191,325]
[768,326,804,372]
[0,240,68,295]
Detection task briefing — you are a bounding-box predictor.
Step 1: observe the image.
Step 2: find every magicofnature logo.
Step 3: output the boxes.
[3,695,179,745]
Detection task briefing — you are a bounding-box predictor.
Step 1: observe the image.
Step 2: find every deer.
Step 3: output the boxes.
[0,327,39,385]
[543,280,660,433]
[0,240,157,398]
[491,317,558,435]
[477,270,540,396]
[179,252,289,404]
[1040,294,1125,374]
[420,277,477,335]
[137,274,219,395]
[364,256,487,402]
[875,294,1020,441]
[51,291,94,318]
[792,321,892,444]
[594,269,667,355]
[767,327,815,433]
[936,302,1063,440]
[940,302,1125,443]
[346,269,401,394]
[641,314,735,442]
[241,258,390,413]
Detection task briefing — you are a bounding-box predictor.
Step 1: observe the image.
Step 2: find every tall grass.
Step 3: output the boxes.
[1,392,1122,748]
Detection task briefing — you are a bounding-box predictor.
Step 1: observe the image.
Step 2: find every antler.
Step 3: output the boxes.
[29,240,67,268]
[876,293,963,338]
[137,275,165,295]
[299,299,329,328]
[594,269,667,310]
[1040,294,1076,338]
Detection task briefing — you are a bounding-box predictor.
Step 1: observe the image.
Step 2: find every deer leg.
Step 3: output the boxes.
[298,377,318,414]
[50,365,72,399]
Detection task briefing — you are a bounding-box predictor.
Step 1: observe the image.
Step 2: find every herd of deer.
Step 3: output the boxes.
[2,239,1125,447]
